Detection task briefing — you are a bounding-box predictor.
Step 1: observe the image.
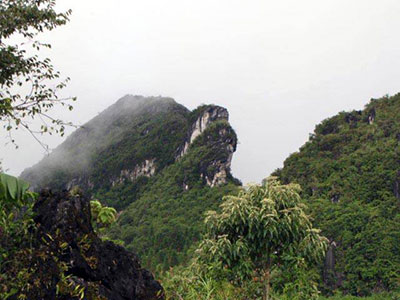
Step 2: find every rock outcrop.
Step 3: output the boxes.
[198,125,237,187]
[177,105,235,187]
[33,190,164,300]
[323,240,340,290]
[112,159,156,186]
[177,105,229,159]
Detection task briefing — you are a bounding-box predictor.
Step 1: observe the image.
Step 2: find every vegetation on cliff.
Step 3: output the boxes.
[107,117,240,270]
[0,174,163,299]
[274,94,400,296]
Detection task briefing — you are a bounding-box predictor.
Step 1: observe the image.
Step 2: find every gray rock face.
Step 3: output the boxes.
[368,108,376,124]
[177,106,229,159]
[112,159,156,186]
[205,130,235,187]
[323,240,341,290]
[177,105,235,187]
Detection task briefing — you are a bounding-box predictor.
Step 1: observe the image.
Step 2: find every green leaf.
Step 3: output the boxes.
[0,173,30,203]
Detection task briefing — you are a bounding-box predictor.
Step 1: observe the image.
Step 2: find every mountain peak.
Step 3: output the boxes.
[21,95,237,194]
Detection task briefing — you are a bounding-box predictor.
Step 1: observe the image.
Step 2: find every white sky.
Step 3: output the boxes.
[2,0,400,184]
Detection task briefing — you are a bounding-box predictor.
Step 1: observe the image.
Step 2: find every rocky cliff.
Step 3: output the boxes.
[24,190,163,300]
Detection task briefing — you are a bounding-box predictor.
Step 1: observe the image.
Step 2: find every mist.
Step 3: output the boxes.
[2,0,400,184]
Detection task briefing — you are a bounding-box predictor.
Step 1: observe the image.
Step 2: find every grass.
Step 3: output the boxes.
[319,292,400,300]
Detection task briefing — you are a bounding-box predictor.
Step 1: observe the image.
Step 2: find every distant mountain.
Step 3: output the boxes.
[22,95,240,269]
[274,94,400,295]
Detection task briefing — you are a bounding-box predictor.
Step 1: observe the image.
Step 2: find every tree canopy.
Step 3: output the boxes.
[0,0,75,147]
[197,177,328,300]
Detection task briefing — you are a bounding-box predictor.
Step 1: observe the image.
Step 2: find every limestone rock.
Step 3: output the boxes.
[177,105,229,159]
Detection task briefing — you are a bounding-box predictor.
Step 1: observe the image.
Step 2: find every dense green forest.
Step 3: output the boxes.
[107,120,240,270]
[14,94,400,299]
[154,94,400,299]
[274,94,400,296]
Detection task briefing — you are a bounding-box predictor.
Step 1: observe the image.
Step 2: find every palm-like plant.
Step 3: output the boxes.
[90,199,117,229]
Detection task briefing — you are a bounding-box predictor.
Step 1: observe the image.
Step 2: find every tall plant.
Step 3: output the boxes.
[0,173,35,232]
[197,177,328,300]
[0,173,37,299]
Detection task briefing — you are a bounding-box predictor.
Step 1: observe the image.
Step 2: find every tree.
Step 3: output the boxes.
[0,0,75,148]
[197,177,328,300]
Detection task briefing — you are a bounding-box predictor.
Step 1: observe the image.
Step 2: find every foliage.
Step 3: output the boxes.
[160,262,262,300]
[90,199,117,228]
[106,115,239,271]
[0,174,111,299]
[0,174,69,299]
[108,168,239,271]
[0,173,35,258]
[274,94,400,295]
[0,0,75,146]
[318,291,400,300]
[161,263,399,300]
[196,177,327,300]
[0,174,37,299]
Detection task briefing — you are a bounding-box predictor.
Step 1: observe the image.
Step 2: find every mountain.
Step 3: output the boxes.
[22,95,240,270]
[22,95,190,195]
[274,94,400,296]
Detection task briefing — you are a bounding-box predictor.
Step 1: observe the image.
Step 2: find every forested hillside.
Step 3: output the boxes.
[107,119,239,269]
[274,94,400,296]
[19,93,400,298]
[22,95,241,270]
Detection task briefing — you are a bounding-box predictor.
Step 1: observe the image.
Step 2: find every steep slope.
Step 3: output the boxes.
[21,95,241,271]
[22,95,190,197]
[274,94,400,295]
[108,119,240,270]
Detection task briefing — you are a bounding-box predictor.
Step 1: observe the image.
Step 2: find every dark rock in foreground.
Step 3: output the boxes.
[33,190,164,300]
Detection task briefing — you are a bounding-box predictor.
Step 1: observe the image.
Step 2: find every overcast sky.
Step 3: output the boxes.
[2,0,400,183]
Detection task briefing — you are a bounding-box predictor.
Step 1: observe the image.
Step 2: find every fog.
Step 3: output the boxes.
[2,0,400,183]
